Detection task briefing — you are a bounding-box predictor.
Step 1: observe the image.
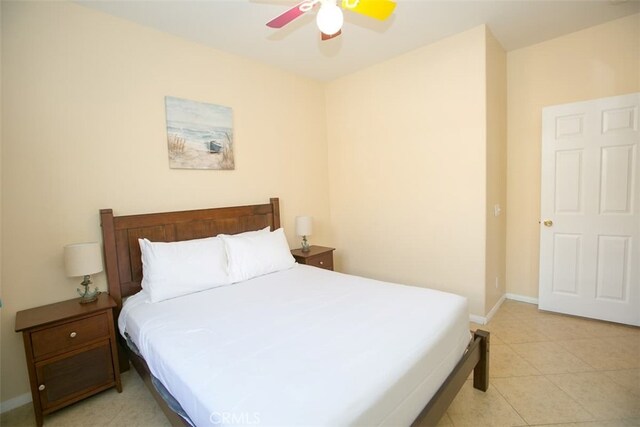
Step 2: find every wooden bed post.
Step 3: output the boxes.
[100,209,121,308]
[270,197,280,230]
[100,208,130,372]
[473,329,490,391]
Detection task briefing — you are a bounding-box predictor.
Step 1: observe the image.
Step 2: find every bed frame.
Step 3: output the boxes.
[100,197,489,426]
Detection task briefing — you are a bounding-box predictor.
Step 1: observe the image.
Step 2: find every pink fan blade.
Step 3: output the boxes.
[266,1,312,28]
[321,29,342,41]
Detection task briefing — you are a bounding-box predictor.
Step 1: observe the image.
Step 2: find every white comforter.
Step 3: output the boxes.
[119,264,470,427]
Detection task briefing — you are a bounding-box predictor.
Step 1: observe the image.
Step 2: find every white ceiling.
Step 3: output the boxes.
[78,0,640,81]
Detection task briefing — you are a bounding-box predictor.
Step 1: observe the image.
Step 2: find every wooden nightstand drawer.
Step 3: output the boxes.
[35,340,115,412]
[305,252,334,270]
[31,313,110,360]
[291,246,335,271]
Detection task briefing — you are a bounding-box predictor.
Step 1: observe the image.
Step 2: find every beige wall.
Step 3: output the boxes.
[1,1,330,403]
[484,28,507,313]
[325,26,489,316]
[506,14,640,298]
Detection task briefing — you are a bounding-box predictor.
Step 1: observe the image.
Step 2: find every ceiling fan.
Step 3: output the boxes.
[266,0,397,41]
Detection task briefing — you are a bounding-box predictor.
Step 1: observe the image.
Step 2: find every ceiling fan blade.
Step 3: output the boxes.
[341,0,396,20]
[321,29,342,41]
[266,1,314,28]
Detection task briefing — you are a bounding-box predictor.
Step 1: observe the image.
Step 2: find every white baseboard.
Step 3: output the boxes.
[469,313,487,325]
[0,392,31,414]
[469,293,507,325]
[505,293,539,305]
[486,294,506,322]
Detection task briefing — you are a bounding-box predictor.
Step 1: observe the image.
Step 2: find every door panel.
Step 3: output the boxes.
[552,234,581,295]
[595,235,630,301]
[555,114,584,138]
[600,145,635,214]
[602,106,637,133]
[555,150,584,213]
[540,92,640,326]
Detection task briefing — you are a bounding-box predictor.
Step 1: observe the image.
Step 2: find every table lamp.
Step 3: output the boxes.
[64,242,103,304]
[295,216,313,252]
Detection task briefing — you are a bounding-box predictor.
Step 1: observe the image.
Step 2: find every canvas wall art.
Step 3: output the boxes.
[165,96,234,170]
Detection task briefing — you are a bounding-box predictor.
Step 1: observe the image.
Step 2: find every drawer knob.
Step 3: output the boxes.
[38,384,45,391]
[319,261,324,265]
[69,332,77,338]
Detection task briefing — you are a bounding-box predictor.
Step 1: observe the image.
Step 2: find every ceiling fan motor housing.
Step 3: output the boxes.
[316,0,344,36]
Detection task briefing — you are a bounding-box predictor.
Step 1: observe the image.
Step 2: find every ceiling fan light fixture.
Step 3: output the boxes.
[316,1,344,36]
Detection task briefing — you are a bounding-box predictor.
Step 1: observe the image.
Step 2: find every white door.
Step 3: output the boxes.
[539,92,640,326]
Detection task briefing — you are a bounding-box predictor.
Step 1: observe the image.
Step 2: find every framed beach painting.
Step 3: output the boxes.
[165,96,234,170]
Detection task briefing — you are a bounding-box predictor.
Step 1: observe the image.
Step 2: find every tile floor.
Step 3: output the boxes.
[2,299,639,427]
[438,300,640,427]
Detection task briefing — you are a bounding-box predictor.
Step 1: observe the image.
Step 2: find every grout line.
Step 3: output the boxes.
[489,377,531,426]
[554,338,604,371]
[542,373,599,423]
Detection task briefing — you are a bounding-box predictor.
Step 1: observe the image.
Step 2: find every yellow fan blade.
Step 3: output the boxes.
[341,0,396,20]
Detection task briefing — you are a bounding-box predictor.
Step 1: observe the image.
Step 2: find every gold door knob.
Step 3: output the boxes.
[543,220,553,227]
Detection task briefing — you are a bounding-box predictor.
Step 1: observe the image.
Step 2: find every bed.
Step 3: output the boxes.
[100,198,489,426]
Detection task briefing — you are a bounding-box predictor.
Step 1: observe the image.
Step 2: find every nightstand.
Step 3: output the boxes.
[15,294,122,426]
[291,245,335,271]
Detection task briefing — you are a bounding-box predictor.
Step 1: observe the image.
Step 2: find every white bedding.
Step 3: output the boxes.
[119,264,471,427]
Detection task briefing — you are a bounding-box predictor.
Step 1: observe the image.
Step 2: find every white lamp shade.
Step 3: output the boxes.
[295,216,313,237]
[64,242,103,277]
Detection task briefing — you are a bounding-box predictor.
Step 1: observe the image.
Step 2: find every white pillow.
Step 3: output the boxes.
[139,236,230,303]
[221,228,295,283]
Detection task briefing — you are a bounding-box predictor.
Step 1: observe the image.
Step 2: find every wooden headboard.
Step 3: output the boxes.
[100,198,280,310]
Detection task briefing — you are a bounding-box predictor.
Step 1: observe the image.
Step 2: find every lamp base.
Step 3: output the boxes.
[79,293,100,304]
[301,236,310,252]
[77,276,100,304]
